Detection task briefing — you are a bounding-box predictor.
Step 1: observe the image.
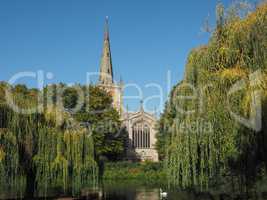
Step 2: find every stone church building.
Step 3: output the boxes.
[98,17,158,162]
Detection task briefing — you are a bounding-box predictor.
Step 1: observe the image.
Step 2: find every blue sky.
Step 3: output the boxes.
[0,0,245,113]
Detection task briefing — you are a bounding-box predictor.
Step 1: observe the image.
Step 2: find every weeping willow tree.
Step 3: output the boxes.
[161,2,267,193]
[0,84,98,198]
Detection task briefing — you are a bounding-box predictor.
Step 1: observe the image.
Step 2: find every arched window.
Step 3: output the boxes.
[132,123,150,149]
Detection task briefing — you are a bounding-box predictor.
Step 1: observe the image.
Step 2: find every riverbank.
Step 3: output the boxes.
[102,161,267,199]
[103,161,166,185]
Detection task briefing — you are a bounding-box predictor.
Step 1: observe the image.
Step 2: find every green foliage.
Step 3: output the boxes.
[0,81,128,197]
[44,84,127,161]
[158,2,267,194]
[103,161,166,184]
[0,84,98,197]
[74,86,127,161]
[156,86,178,160]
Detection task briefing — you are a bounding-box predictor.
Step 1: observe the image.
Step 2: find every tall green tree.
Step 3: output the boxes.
[162,2,267,194]
[44,84,128,161]
[0,83,98,197]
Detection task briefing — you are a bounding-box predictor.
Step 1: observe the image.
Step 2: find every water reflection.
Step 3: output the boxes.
[103,188,160,200]
[1,181,266,200]
[100,181,191,200]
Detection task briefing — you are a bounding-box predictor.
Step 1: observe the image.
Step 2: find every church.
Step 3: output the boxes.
[97,17,159,162]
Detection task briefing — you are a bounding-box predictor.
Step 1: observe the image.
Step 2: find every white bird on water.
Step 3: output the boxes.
[160,188,168,199]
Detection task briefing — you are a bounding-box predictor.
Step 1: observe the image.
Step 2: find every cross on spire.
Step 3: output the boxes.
[140,100,144,112]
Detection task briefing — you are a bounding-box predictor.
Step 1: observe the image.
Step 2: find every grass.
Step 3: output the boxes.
[103,161,166,185]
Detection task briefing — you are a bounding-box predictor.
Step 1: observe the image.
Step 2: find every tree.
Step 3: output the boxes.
[156,84,179,160]
[163,2,267,194]
[0,83,97,197]
[44,84,128,161]
[73,85,127,161]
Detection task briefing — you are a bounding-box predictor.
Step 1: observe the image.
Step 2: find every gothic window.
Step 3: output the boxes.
[132,123,150,149]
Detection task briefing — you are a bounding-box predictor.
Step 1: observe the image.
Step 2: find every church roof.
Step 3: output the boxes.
[123,100,157,122]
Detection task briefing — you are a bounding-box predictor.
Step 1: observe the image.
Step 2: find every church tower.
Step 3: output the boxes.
[97,17,158,162]
[98,17,123,115]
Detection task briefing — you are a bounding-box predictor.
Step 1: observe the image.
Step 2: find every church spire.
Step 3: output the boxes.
[99,16,113,85]
[140,100,144,113]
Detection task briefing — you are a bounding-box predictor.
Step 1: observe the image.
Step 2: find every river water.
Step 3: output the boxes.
[98,181,192,200]
[1,181,265,199]
[0,180,196,200]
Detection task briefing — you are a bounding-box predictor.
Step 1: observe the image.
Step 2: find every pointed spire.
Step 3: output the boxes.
[140,100,144,113]
[99,16,113,85]
[104,16,109,40]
